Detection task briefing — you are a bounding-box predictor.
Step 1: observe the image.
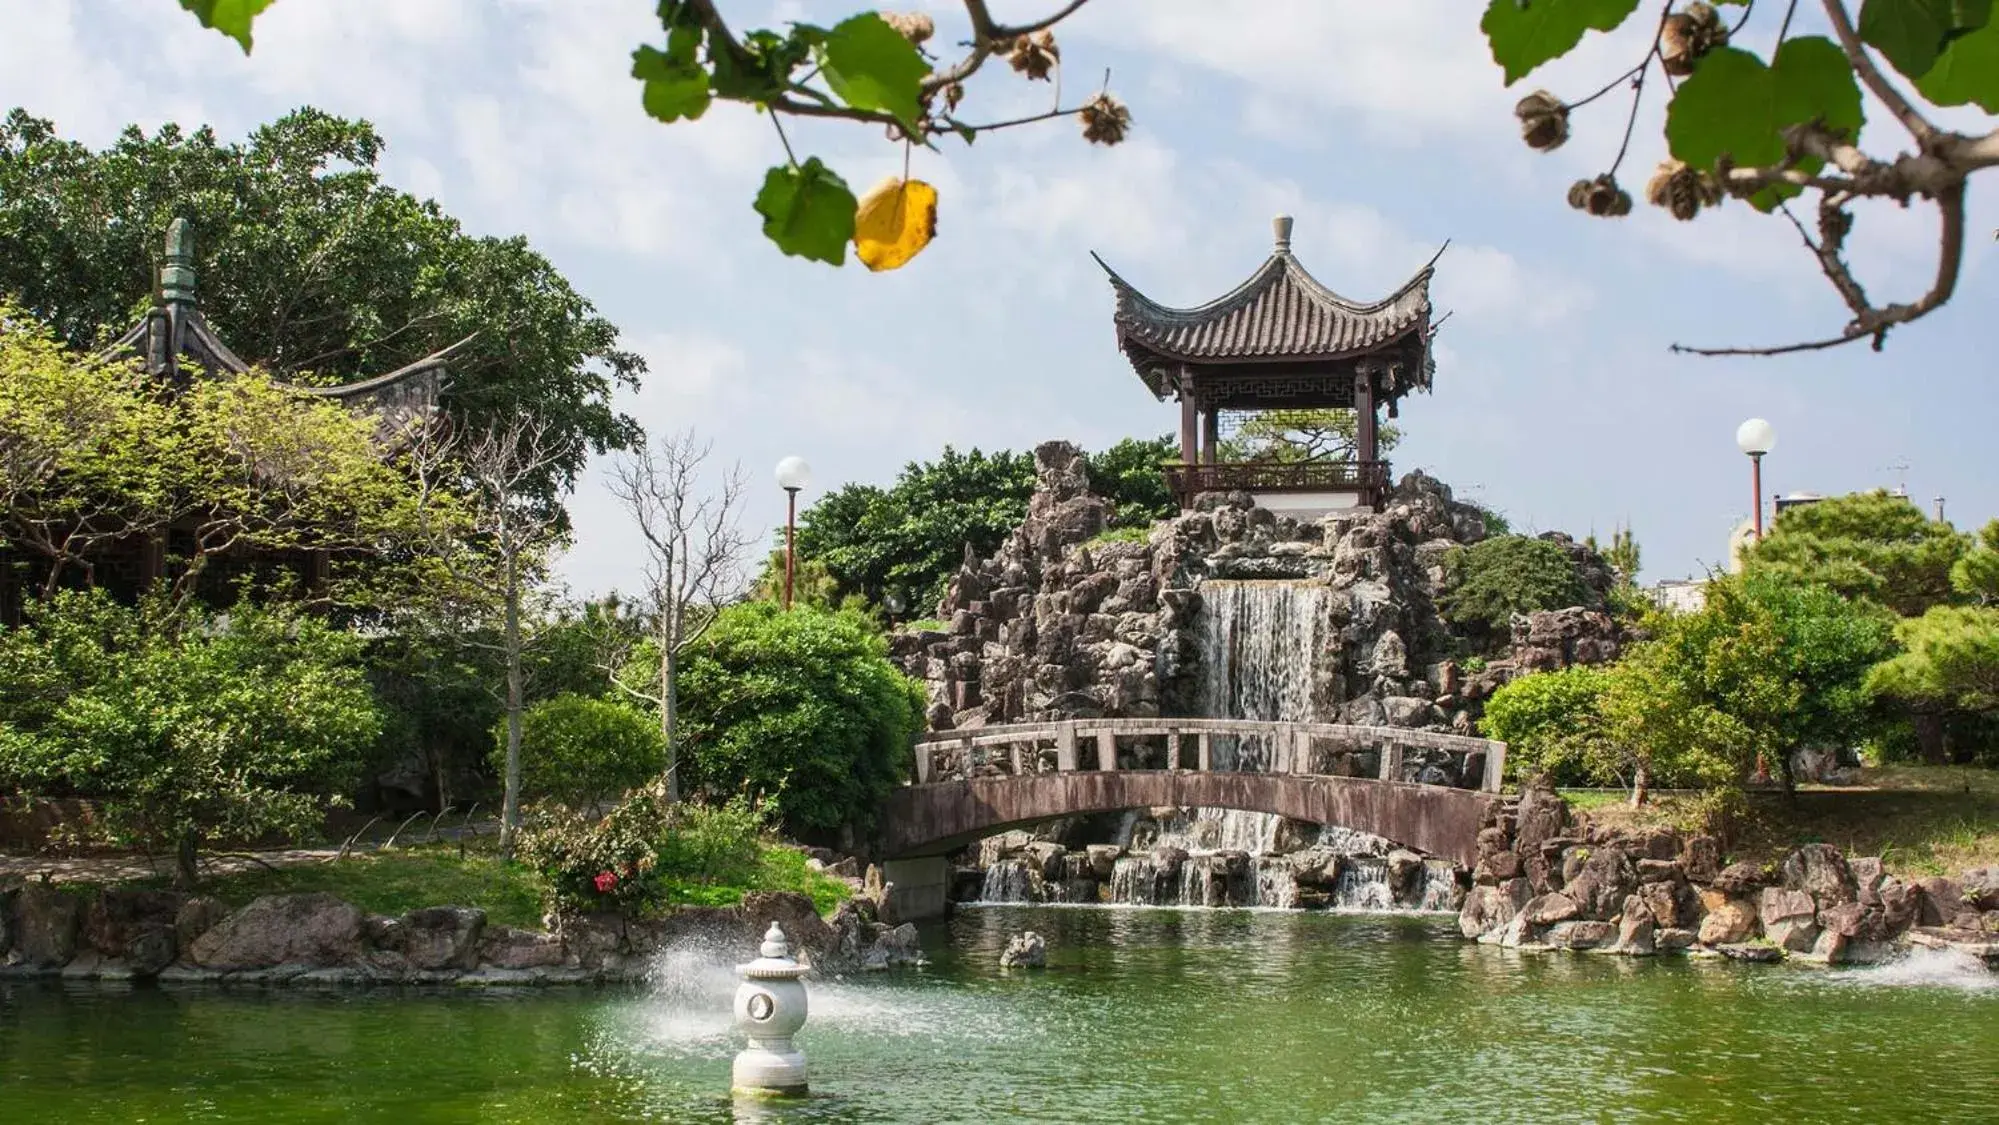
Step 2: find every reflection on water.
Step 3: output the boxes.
[3,907,1997,1124]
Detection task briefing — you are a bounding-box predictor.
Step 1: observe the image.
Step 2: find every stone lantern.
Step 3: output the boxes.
[731,922,810,1097]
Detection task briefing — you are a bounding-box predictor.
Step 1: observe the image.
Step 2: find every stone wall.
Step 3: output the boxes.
[0,883,923,985]
[889,442,1618,742]
[1457,785,1999,966]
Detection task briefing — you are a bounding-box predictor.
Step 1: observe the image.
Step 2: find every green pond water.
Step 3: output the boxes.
[4,906,1997,1124]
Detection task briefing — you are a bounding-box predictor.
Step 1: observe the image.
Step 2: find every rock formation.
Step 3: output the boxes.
[1455,784,1999,966]
[1,876,922,985]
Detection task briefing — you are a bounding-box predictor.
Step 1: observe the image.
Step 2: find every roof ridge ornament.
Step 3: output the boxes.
[161,217,196,307]
[1273,214,1293,254]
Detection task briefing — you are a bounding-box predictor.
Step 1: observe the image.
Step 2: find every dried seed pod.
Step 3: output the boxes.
[1645,159,1724,221]
[1009,29,1059,81]
[881,11,935,46]
[1513,89,1569,152]
[1570,174,1631,218]
[943,81,965,111]
[1080,93,1131,146]
[1661,2,1729,77]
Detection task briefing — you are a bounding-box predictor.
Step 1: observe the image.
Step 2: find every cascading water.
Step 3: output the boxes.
[979,860,1035,904]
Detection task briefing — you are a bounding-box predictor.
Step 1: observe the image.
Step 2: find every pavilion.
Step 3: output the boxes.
[1096,215,1441,516]
[0,218,469,621]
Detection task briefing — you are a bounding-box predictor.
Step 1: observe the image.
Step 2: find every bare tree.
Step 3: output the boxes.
[404,415,573,858]
[604,429,751,803]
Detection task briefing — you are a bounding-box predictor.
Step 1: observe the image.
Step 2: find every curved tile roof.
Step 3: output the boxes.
[1096,218,1439,366]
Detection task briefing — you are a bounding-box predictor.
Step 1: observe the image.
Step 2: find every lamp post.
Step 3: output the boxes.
[1735,418,1776,540]
[774,456,811,610]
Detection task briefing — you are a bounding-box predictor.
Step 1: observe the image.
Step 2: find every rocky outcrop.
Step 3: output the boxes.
[0,884,920,985]
[907,453,1625,752]
[1456,787,1999,969]
[890,447,1582,743]
[188,893,367,971]
[999,930,1047,969]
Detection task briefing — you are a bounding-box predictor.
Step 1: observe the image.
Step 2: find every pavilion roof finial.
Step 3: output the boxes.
[1272,214,1294,254]
[161,217,196,307]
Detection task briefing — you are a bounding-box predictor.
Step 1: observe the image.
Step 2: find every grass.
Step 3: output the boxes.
[652,844,852,916]
[900,618,946,633]
[140,845,548,928]
[1085,525,1151,547]
[1567,764,1999,879]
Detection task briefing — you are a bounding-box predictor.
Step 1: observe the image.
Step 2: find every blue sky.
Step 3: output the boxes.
[3,0,1992,594]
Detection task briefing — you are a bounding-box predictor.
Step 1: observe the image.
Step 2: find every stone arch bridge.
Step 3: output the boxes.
[870,718,1507,919]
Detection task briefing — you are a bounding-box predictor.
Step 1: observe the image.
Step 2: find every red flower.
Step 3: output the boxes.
[593,870,618,894]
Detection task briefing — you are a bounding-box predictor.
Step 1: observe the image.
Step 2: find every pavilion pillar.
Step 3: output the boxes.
[1201,408,1220,464]
[1354,366,1378,464]
[1177,376,1198,465]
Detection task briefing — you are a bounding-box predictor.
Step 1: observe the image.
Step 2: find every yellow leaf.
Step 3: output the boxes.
[852,177,937,272]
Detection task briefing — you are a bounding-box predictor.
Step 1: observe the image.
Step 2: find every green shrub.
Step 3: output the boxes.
[0,589,379,886]
[490,693,663,809]
[1440,535,1591,642]
[519,790,848,916]
[675,602,925,840]
[1481,666,1616,787]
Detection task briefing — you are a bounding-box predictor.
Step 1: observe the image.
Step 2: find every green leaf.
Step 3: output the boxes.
[632,38,712,123]
[1915,17,1999,110]
[1480,0,1643,85]
[753,158,857,266]
[1858,0,1991,81]
[818,13,931,127]
[1666,47,1786,175]
[1771,35,1865,138]
[176,0,276,53]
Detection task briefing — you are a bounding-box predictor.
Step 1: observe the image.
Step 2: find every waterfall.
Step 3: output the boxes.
[980,860,1035,904]
[1182,580,1336,854]
[1254,857,1300,909]
[1415,860,1466,913]
[1332,857,1394,911]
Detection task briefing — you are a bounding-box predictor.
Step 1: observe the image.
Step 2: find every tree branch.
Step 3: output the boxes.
[1671,185,1966,356]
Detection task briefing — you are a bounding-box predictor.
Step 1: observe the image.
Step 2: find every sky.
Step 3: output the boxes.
[3,0,1993,594]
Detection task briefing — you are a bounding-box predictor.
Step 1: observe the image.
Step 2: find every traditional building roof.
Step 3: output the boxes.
[1095,216,1442,401]
[95,218,469,436]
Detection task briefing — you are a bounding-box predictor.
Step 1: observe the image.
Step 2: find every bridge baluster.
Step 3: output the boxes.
[1168,731,1182,771]
[1009,742,1024,777]
[1096,730,1116,772]
[1379,740,1404,783]
[1484,740,1507,793]
[1197,732,1211,772]
[1056,723,1077,772]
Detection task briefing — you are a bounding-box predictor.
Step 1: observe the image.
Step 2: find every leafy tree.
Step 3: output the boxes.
[796,445,1036,613]
[1742,490,1968,615]
[1869,603,1999,766]
[1586,525,1642,586]
[1600,573,1895,798]
[1218,409,1403,464]
[492,694,665,811]
[0,589,379,887]
[0,107,639,507]
[1479,665,1620,790]
[796,439,1188,615]
[1083,435,1179,530]
[1438,535,1594,644]
[1951,519,1999,602]
[1,307,436,609]
[171,2,1997,348]
[670,602,925,841]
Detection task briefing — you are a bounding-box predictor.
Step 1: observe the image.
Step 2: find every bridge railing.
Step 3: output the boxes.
[911,718,1506,793]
